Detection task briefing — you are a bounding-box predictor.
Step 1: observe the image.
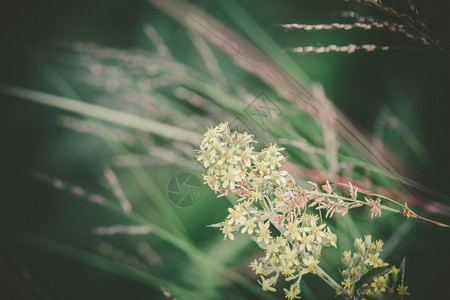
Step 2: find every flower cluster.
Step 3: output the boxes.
[339,235,409,298]
[197,122,289,197]
[227,206,336,299]
[197,123,410,299]
[197,123,337,298]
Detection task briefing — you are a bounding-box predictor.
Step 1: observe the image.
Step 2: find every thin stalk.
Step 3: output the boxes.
[366,192,404,207]
[312,192,400,214]
[316,266,342,292]
[0,85,202,145]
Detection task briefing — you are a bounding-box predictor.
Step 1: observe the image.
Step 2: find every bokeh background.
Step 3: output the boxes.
[1,0,450,299]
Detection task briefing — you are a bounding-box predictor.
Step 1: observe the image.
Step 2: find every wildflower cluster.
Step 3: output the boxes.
[197,122,289,195]
[196,123,411,299]
[197,123,337,298]
[247,213,336,299]
[339,235,409,299]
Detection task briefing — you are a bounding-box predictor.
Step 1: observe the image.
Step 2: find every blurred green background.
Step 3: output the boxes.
[1,0,450,299]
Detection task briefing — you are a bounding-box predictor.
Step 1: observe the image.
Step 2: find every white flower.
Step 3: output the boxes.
[203,174,220,191]
[253,158,270,176]
[325,227,337,248]
[264,170,288,186]
[249,190,263,202]
[267,154,284,170]
[298,232,313,252]
[302,255,319,274]
[256,221,271,244]
[240,146,254,168]
[309,220,327,243]
[248,172,265,190]
[258,276,276,292]
[265,242,281,260]
[250,259,264,274]
[283,219,302,240]
[237,132,255,144]
[264,144,284,157]
[284,284,301,300]
[241,218,256,234]
[215,122,229,133]
[222,220,235,240]
[221,166,242,190]
[276,235,288,244]
[196,145,216,168]
[227,204,247,225]
[202,125,222,143]
[280,246,299,266]
[223,148,241,165]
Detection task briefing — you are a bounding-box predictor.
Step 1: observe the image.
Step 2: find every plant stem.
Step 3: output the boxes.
[313,192,400,214]
[315,266,342,292]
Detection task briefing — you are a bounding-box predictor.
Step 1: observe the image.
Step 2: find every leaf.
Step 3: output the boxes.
[353,266,393,296]
[399,257,406,285]
[207,222,224,228]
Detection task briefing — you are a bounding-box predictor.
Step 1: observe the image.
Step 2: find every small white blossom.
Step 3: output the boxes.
[203,174,220,191]
[284,284,301,300]
[302,255,319,274]
[264,170,288,187]
[240,146,254,168]
[281,246,300,266]
[283,219,302,240]
[298,232,313,252]
[221,220,235,240]
[258,276,276,292]
[256,221,271,244]
[250,259,264,274]
[221,166,242,190]
[309,220,327,243]
[227,204,247,225]
[241,218,257,234]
